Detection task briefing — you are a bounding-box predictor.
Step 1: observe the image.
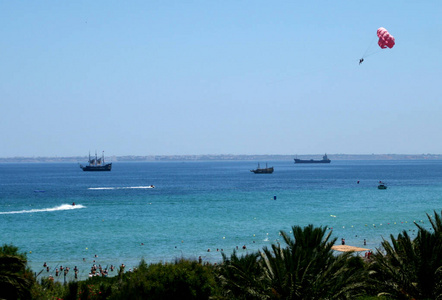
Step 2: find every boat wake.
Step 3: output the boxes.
[88,186,155,190]
[0,204,85,215]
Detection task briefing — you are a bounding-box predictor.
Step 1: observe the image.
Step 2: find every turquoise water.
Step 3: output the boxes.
[1,160,441,280]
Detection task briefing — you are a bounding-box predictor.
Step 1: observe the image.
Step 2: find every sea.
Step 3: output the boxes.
[1,160,442,281]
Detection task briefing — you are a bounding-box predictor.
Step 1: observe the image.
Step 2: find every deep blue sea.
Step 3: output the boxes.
[1,160,442,281]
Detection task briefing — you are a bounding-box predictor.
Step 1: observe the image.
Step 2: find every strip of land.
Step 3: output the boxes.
[1,153,441,163]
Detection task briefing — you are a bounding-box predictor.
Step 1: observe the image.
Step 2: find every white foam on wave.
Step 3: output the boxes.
[88,186,154,190]
[0,204,85,215]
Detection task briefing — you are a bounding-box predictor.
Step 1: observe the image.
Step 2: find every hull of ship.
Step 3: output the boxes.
[81,164,112,171]
[294,159,330,164]
[251,168,274,174]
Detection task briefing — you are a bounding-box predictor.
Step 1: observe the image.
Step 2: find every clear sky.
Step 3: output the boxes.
[1,1,441,157]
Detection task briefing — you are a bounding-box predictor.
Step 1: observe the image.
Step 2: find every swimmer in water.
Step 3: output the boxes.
[72,202,75,206]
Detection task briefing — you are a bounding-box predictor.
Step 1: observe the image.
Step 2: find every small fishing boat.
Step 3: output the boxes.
[378,182,387,189]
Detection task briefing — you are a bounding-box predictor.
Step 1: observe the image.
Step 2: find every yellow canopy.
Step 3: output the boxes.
[331,245,370,252]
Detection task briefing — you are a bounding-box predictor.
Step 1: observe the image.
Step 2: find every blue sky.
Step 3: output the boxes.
[1,1,441,157]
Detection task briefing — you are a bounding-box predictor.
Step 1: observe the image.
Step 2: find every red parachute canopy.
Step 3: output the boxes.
[377,27,395,49]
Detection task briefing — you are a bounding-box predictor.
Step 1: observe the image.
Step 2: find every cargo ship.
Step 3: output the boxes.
[294,154,331,164]
[80,151,112,171]
[250,163,274,174]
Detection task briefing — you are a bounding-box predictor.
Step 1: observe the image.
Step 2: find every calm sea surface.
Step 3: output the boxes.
[1,160,442,280]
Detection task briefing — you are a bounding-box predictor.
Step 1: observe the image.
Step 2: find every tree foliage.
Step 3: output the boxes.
[0,244,34,300]
[259,224,368,299]
[370,210,442,299]
[217,250,268,299]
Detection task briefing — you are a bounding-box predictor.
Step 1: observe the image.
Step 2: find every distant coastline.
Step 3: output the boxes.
[1,154,442,163]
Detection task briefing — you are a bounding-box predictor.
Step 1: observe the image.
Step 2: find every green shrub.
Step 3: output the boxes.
[110,258,218,300]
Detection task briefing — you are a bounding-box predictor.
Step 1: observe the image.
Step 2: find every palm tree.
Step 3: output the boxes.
[217,250,268,299]
[0,244,34,300]
[260,224,368,299]
[370,210,442,299]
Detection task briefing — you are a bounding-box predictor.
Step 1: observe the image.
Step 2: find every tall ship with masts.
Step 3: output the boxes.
[80,151,112,171]
[250,163,274,174]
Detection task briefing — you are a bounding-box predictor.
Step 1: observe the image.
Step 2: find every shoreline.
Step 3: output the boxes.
[28,221,424,282]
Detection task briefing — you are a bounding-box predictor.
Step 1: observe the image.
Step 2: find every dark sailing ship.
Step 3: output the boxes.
[80,151,112,171]
[294,154,331,164]
[250,163,274,174]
